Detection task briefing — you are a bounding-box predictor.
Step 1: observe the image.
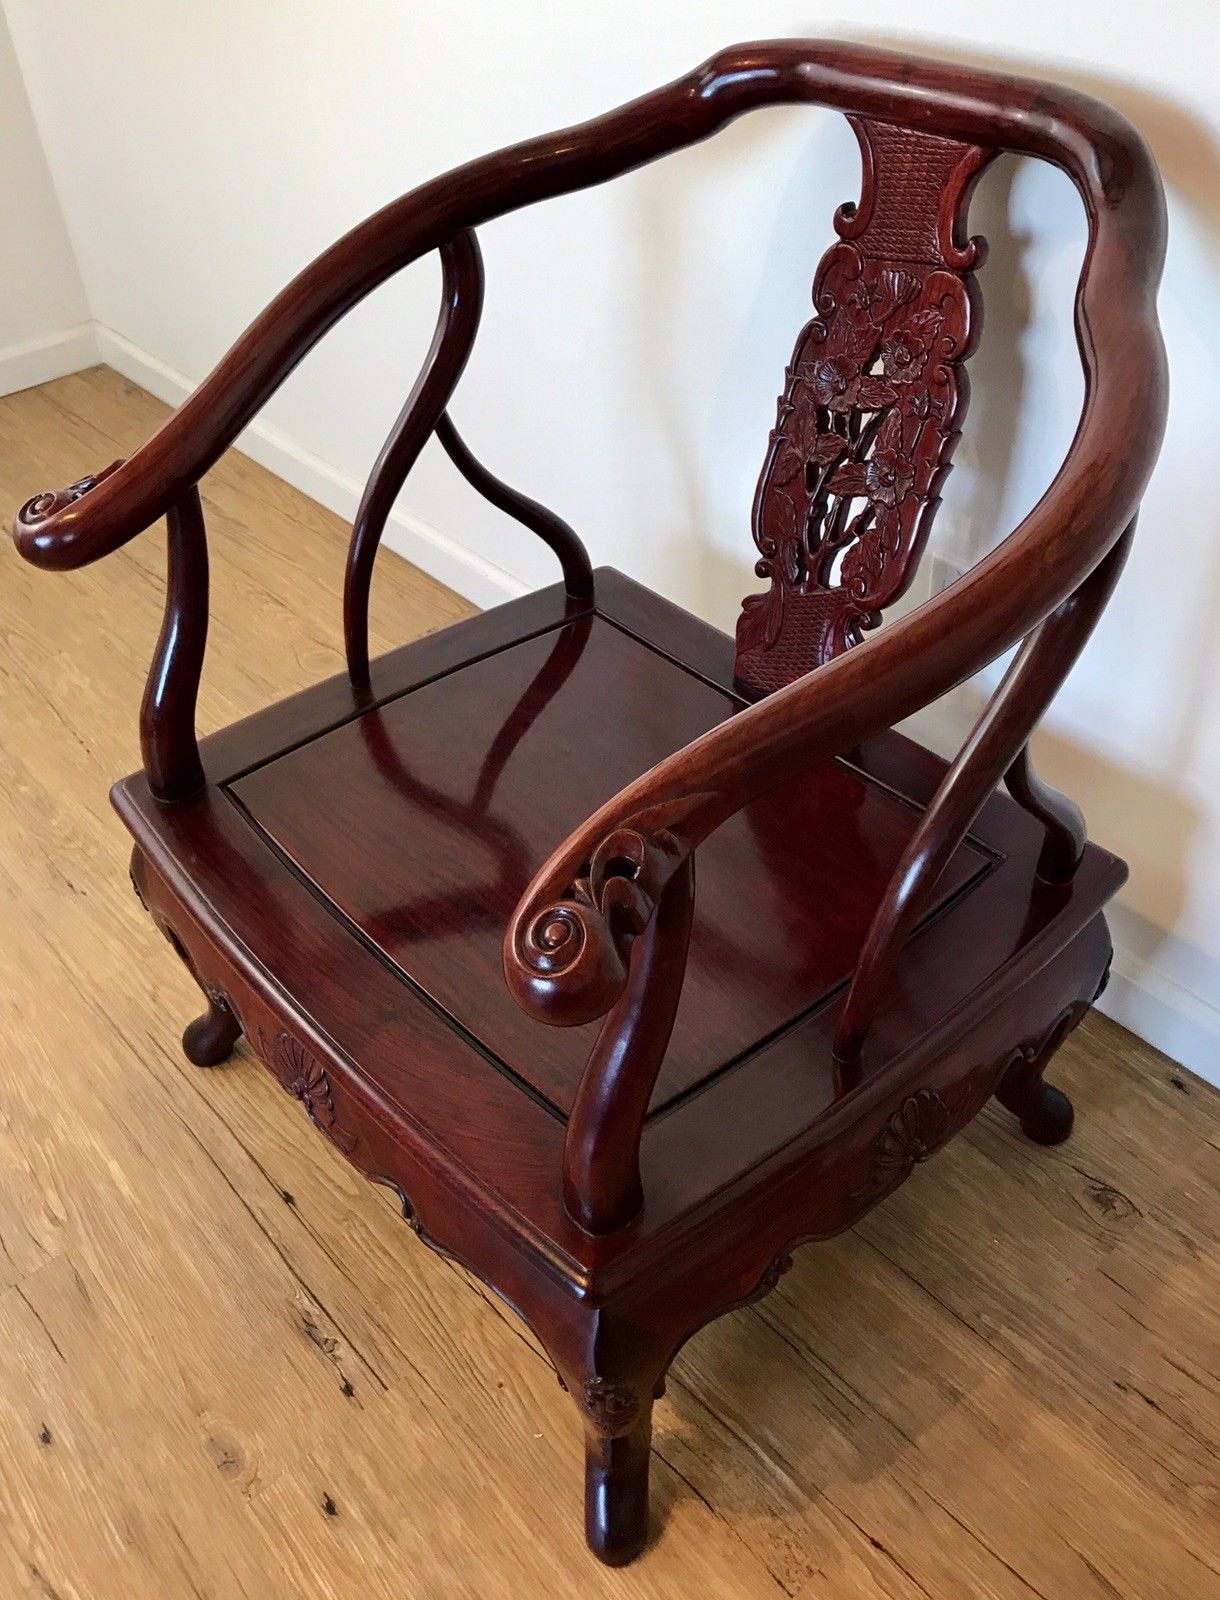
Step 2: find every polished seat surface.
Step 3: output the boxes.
[113,569,1125,1270]
[228,610,990,1115]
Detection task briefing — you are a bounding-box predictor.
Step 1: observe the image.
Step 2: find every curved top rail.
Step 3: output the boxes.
[15,38,1162,575]
[494,51,1167,1026]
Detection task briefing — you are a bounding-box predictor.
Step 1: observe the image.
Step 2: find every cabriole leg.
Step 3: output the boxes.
[182,992,241,1067]
[998,1073,1074,1145]
[584,1404,653,1565]
[996,1007,1079,1145]
[551,1307,669,1566]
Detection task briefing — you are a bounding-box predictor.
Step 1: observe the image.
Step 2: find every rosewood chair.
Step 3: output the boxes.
[13,41,1166,1565]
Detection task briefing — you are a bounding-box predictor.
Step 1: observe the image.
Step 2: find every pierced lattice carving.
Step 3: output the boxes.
[734,120,994,696]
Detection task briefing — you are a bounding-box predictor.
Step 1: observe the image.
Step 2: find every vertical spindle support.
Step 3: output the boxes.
[140,485,209,802]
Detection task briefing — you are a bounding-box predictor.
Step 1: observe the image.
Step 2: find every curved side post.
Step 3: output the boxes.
[833,519,1135,1063]
[434,413,594,599]
[562,854,695,1235]
[1005,744,1086,882]
[140,485,210,802]
[344,231,485,688]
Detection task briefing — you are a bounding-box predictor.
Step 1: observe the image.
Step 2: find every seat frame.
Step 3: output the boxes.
[12,40,1167,1567]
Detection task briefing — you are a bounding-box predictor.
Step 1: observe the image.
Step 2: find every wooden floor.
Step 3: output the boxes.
[1,367,1217,1600]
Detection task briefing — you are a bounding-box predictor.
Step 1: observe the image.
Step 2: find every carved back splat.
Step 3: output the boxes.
[734,120,995,696]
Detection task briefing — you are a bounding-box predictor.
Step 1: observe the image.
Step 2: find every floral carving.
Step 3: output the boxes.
[880,317,937,382]
[735,124,991,696]
[826,410,916,510]
[801,352,897,415]
[582,1378,640,1437]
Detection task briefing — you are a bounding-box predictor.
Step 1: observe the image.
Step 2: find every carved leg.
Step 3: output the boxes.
[548,1306,670,1566]
[182,992,241,1067]
[995,1006,1080,1145]
[583,1401,654,1565]
[998,1073,1074,1144]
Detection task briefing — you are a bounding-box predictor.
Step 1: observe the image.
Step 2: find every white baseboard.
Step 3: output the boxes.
[0,323,99,398]
[1101,927,1220,1090]
[92,322,526,612]
[49,322,1220,1094]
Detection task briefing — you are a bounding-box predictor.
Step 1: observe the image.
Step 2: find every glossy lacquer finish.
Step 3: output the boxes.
[12,40,1166,1567]
[736,119,993,692]
[231,615,988,1115]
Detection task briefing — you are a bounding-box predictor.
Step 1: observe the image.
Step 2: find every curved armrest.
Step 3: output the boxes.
[13,52,721,570]
[506,435,1163,1029]
[13,36,1164,577]
[4,37,1166,1242]
[504,65,1168,1027]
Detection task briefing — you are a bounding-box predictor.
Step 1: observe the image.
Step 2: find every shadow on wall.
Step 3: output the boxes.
[626,31,1219,1069]
[866,33,1220,1048]
[870,31,1220,760]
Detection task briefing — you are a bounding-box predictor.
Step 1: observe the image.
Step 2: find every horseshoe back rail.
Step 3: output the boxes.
[11,40,1167,1236]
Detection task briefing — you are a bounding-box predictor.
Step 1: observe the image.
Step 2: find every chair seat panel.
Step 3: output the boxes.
[227,608,992,1115]
[113,571,1125,1282]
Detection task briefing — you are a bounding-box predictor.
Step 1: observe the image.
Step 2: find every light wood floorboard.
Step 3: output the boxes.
[0,366,1216,1599]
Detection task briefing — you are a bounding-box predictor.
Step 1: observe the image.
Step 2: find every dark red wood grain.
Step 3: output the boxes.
[736,119,993,693]
[113,567,1126,1260]
[343,231,485,689]
[229,613,989,1115]
[11,38,1166,1566]
[114,571,1122,1562]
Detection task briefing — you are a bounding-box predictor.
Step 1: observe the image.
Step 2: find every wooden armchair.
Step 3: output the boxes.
[13,40,1166,1565]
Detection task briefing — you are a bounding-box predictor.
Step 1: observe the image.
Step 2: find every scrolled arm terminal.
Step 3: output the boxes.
[505,825,688,1026]
[16,461,125,554]
[6,40,1167,1083]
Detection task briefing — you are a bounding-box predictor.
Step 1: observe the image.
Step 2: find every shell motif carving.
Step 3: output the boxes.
[858,998,1102,1199]
[259,1027,357,1154]
[870,1086,963,1187]
[735,122,992,696]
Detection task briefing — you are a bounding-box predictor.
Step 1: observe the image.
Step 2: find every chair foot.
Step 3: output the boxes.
[182,994,241,1067]
[584,1417,652,1566]
[1008,1079,1075,1145]
[995,1003,1085,1146]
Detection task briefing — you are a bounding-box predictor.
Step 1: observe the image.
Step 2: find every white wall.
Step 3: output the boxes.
[0,7,90,393]
[5,2,1219,1084]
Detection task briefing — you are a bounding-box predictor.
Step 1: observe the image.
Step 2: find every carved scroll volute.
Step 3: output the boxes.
[16,462,124,533]
[504,825,688,1027]
[734,119,995,697]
